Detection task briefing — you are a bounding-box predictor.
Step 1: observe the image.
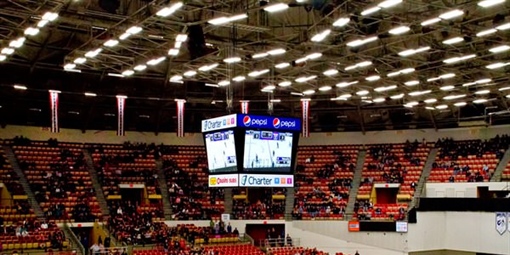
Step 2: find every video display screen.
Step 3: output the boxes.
[243,130,293,172]
[205,130,237,173]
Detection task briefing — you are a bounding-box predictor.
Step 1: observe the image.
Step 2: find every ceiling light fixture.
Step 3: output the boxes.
[168,48,179,56]
[440,85,455,91]
[361,7,381,16]
[264,3,289,12]
[24,27,40,36]
[356,90,369,96]
[398,46,430,56]
[311,29,331,42]
[473,98,488,104]
[439,9,464,20]
[275,62,290,69]
[134,65,147,71]
[104,39,119,47]
[443,94,466,100]
[404,80,419,86]
[374,85,397,92]
[489,45,510,53]
[122,70,134,76]
[388,26,410,35]
[443,37,464,45]
[232,76,246,82]
[218,80,230,87]
[319,86,332,91]
[336,81,358,88]
[85,48,102,58]
[156,2,183,17]
[333,17,350,27]
[478,0,505,7]
[73,57,86,64]
[278,81,292,87]
[224,57,241,63]
[323,69,339,76]
[302,89,315,95]
[183,70,197,77]
[147,56,166,66]
[346,36,378,47]
[378,0,403,8]
[390,93,405,99]
[267,48,286,55]
[486,62,510,69]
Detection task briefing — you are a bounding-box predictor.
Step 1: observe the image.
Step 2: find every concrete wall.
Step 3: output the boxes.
[1,124,510,146]
[424,182,510,198]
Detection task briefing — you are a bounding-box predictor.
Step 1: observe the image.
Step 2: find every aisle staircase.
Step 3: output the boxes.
[223,188,233,214]
[284,187,295,221]
[2,145,45,218]
[409,148,438,209]
[82,149,110,216]
[155,158,173,220]
[490,146,510,182]
[345,149,366,218]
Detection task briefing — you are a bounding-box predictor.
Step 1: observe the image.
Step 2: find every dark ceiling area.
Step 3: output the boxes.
[0,0,510,134]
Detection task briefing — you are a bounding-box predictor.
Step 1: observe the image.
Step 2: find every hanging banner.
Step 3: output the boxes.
[301,99,310,137]
[116,95,127,136]
[49,90,60,133]
[496,212,507,235]
[240,100,249,114]
[176,99,186,137]
[50,90,60,133]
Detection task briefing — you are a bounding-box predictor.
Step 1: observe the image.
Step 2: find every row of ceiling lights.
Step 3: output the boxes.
[163,0,508,94]
[0,11,59,62]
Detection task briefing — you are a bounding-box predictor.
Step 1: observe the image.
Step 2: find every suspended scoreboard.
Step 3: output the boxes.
[202,114,301,188]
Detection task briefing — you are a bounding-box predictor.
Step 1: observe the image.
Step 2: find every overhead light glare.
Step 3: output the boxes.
[404,80,419,86]
[489,45,510,53]
[1,47,14,55]
[336,81,358,88]
[198,63,218,71]
[126,26,142,35]
[267,48,286,55]
[85,48,102,58]
[486,62,510,69]
[170,75,183,82]
[361,7,381,16]
[156,2,183,17]
[84,92,97,97]
[496,22,510,30]
[295,75,317,83]
[443,94,466,100]
[390,93,404,99]
[252,52,268,59]
[473,99,488,104]
[104,39,119,47]
[232,76,246,82]
[0,55,6,61]
[183,70,197,77]
[333,17,350,27]
[356,90,369,96]
[435,104,448,109]
[175,34,188,42]
[24,27,40,36]
[14,85,27,90]
[498,86,510,91]
[63,63,76,70]
[476,29,497,37]
[278,81,292,87]
[134,65,147,71]
[122,70,134,76]
[37,20,49,28]
[264,3,289,12]
[224,57,241,63]
[311,29,331,42]
[478,0,505,7]
[440,85,455,91]
[323,69,339,76]
[306,52,323,60]
[346,36,378,47]
[475,89,491,94]
[374,85,397,92]
[147,56,166,66]
[248,69,270,77]
[443,37,464,45]
[302,89,315,95]
[42,12,58,21]
[424,98,437,104]
[421,18,441,26]
[365,75,380,81]
[388,26,410,35]
[319,86,332,91]
[378,0,403,8]
[168,48,179,56]
[439,9,464,20]
[275,62,290,69]
[73,57,86,64]
[373,97,386,103]
[408,90,431,96]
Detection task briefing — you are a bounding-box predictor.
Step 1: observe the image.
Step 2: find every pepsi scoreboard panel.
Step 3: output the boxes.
[201,114,301,188]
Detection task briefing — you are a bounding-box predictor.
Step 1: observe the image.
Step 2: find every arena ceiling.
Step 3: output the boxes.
[0,0,510,134]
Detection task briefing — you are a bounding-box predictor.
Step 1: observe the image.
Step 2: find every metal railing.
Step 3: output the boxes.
[258,238,300,248]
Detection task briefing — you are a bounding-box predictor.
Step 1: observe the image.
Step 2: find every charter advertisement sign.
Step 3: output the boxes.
[238,174,294,187]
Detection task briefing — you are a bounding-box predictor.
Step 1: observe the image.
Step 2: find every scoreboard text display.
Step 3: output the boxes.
[202,114,301,187]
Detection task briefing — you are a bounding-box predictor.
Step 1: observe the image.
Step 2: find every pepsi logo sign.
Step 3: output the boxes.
[273,118,281,128]
[243,116,251,126]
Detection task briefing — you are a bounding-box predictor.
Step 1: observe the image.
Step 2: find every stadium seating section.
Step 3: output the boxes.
[12,141,100,222]
[162,146,224,220]
[1,135,510,254]
[293,145,358,219]
[90,143,163,217]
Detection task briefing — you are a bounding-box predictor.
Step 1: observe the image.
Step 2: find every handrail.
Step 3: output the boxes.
[63,222,86,255]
